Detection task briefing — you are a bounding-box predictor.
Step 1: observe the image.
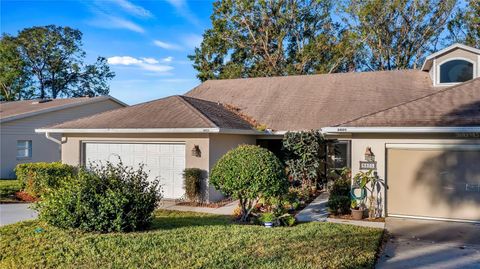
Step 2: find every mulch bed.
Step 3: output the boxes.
[14,191,37,203]
[176,198,234,208]
[329,214,385,222]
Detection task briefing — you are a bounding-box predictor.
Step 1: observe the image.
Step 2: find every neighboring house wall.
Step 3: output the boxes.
[59,133,256,202]
[0,100,123,178]
[345,133,480,217]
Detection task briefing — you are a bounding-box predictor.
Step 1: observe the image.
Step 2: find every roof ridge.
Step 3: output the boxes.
[336,77,480,126]
[176,96,218,128]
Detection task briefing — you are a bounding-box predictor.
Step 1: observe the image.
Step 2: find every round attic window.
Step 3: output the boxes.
[439,59,474,83]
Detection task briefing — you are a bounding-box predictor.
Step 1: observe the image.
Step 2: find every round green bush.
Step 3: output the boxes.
[35,161,161,232]
[210,145,288,222]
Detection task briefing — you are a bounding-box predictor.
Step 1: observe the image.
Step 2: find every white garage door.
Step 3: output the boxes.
[84,142,186,199]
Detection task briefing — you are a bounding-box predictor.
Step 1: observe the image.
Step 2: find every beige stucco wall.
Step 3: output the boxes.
[346,133,480,217]
[60,132,257,202]
[208,134,257,201]
[0,99,123,178]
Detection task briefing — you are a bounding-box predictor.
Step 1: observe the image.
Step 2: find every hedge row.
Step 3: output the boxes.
[15,162,76,197]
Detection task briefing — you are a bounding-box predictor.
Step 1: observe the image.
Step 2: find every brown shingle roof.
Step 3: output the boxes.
[0,96,110,120]
[338,78,480,127]
[186,70,438,130]
[46,95,254,130]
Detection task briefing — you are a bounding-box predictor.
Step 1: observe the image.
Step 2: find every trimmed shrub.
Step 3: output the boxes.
[327,172,352,215]
[0,180,22,198]
[210,145,288,222]
[183,168,203,202]
[15,162,76,197]
[35,161,161,232]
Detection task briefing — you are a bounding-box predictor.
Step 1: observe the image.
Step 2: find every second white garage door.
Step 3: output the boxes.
[84,142,186,199]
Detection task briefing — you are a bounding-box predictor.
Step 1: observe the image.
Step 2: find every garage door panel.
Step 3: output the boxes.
[85,142,186,199]
[387,147,480,221]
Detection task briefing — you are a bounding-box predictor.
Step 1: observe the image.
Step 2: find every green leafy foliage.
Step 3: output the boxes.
[0,180,22,198]
[0,25,114,101]
[282,130,329,188]
[210,145,288,222]
[35,161,160,232]
[15,162,76,198]
[183,168,203,202]
[189,0,358,82]
[258,212,276,223]
[327,168,351,215]
[448,0,480,47]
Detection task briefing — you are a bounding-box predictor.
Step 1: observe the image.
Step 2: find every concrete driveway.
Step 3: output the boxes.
[0,203,38,226]
[377,217,480,269]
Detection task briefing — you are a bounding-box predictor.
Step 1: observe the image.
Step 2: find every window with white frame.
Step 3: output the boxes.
[439,59,474,83]
[331,140,351,169]
[17,140,32,158]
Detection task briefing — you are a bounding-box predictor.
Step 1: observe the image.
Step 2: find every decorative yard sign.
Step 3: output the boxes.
[360,147,377,170]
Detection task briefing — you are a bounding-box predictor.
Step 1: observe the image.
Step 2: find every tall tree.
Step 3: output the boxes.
[448,0,480,48]
[189,0,356,81]
[344,0,457,70]
[0,35,33,101]
[0,25,114,100]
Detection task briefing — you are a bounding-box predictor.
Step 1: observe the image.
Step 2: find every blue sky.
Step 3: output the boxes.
[1,0,214,104]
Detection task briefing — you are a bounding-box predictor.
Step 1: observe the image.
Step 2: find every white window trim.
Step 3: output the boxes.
[435,57,477,87]
[16,140,32,159]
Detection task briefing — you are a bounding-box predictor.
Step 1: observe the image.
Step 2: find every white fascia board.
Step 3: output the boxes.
[320,126,480,134]
[36,128,262,135]
[421,43,480,71]
[1,96,127,124]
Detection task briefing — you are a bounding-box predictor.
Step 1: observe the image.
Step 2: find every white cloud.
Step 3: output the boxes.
[88,13,145,33]
[110,0,153,18]
[165,0,201,26]
[141,57,159,64]
[161,56,174,63]
[153,40,182,50]
[107,56,173,73]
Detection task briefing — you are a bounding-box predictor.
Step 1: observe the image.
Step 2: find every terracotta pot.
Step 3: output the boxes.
[351,209,365,220]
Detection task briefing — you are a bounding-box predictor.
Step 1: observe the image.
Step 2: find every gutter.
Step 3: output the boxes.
[35,127,264,135]
[320,126,480,134]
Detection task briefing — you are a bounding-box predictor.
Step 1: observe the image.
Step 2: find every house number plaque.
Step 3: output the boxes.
[359,161,377,170]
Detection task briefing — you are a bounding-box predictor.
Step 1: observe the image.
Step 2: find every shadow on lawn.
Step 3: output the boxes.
[148,212,233,230]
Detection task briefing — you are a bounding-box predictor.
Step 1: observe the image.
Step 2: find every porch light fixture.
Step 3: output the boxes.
[364,147,375,162]
[191,145,201,157]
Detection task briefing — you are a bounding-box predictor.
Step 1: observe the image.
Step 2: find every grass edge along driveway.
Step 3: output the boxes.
[0,210,384,269]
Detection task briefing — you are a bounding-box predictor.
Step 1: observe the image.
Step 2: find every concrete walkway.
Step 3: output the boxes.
[158,200,237,215]
[377,218,480,269]
[0,203,38,226]
[295,192,329,222]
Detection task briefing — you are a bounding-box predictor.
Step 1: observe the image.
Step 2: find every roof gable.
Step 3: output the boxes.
[44,95,254,131]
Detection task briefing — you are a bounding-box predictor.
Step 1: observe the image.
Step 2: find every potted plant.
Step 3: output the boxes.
[350,199,365,220]
[259,212,276,228]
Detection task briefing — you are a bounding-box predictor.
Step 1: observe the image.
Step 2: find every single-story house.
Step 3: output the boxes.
[0,96,126,178]
[37,43,480,222]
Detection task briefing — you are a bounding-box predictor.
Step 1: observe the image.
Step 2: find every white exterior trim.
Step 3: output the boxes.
[321,126,480,134]
[36,127,262,135]
[421,43,480,71]
[435,57,477,87]
[1,96,127,123]
[388,214,480,224]
[386,143,480,150]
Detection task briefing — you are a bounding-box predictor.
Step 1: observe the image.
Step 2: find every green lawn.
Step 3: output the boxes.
[0,210,383,269]
[0,179,22,202]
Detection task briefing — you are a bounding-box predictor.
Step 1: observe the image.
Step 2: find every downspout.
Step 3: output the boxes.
[45,132,64,145]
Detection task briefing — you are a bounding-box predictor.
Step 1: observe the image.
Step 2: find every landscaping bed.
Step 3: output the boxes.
[0,210,384,269]
[0,180,24,203]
